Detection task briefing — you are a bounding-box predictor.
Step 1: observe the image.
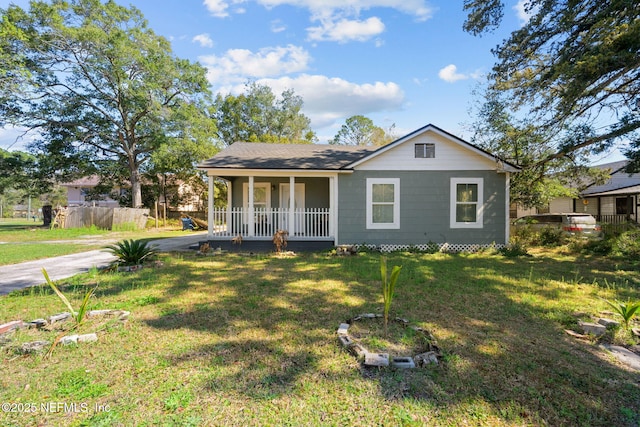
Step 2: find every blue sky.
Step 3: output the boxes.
[0,0,625,163]
[135,0,525,142]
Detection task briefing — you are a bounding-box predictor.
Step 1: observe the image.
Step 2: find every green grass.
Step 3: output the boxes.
[0,243,92,266]
[0,250,639,426]
[0,220,107,243]
[0,219,188,265]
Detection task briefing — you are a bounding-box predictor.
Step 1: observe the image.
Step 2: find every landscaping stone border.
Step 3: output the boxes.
[0,309,130,354]
[564,314,640,372]
[337,314,440,369]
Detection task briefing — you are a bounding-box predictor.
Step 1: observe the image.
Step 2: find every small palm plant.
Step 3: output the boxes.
[42,268,97,358]
[42,268,95,326]
[381,256,402,336]
[106,239,157,266]
[604,298,640,330]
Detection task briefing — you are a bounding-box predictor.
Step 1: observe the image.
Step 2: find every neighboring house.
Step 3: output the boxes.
[61,175,204,212]
[514,161,639,225]
[198,124,519,252]
[60,176,121,208]
[569,161,638,224]
[12,204,30,218]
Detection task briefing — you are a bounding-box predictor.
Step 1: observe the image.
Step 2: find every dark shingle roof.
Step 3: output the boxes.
[198,142,377,170]
[582,160,640,195]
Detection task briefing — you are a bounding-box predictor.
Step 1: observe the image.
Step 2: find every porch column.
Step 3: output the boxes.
[226,180,232,236]
[207,175,214,239]
[288,176,295,235]
[504,173,510,244]
[329,176,337,244]
[248,176,255,237]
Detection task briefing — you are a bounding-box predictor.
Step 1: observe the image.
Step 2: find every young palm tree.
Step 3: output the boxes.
[381,256,402,336]
[105,239,157,266]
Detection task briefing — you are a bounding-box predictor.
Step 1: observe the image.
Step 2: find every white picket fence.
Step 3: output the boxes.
[210,207,331,238]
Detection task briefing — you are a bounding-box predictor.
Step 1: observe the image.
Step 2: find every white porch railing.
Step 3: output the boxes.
[209,207,331,238]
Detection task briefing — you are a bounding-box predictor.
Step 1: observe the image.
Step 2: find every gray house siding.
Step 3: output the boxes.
[337,170,507,246]
[230,177,330,209]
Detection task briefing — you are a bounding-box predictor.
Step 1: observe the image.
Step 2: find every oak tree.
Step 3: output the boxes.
[213,82,316,146]
[0,0,217,208]
[464,0,640,172]
[330,115,396,146]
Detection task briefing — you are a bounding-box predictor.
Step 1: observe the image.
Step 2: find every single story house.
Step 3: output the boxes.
[198,124,519,252]
[61,175,205,213]
[60,176,121,208]
[547,161,639,224]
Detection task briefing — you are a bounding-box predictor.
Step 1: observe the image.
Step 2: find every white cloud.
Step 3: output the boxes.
[192,33,214,48]
[202,0,435,37]
[215,75,405,130]
[412,77,428,86]
[203,0,230,17]
[198,43,406,130]
[307,17,385,43]
[257,0,433,22]
[438,64,469,83]
[0,126,38,151]
[513,0,538,26]
[271,19,286,33]
[199,45,312,85]
[259,74,405,128]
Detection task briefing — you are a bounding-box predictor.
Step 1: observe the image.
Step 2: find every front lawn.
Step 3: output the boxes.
[1,250,639,426]
[0,220,186,266]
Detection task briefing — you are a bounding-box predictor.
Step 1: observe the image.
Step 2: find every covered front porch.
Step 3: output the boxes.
[205,173,339,247]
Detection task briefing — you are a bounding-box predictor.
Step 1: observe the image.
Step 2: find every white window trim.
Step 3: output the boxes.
[242,182,271,222]
[366,178,400,229]
[415,143,435,158]
[450,178,484,229]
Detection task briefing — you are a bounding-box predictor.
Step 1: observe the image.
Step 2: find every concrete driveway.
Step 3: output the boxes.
[0,232,207,295]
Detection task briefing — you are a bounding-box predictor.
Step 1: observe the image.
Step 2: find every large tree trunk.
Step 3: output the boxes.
[130,174,142,207]
[129,165,143,208]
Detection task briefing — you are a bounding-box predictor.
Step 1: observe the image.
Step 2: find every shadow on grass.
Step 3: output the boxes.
[128,251,638,425]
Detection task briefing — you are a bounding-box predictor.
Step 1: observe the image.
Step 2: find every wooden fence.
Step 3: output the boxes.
[60,207,149,230]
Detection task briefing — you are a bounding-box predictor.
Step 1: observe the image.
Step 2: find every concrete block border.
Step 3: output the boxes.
[1,309,130,353]
[337,313,441,369]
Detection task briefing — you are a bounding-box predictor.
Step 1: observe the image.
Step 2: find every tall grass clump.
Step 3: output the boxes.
[611,229,640,257]
[380,256,402,336]
[111,222,139,232]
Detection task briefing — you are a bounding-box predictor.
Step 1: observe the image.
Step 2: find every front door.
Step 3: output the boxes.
[279,183,305,234]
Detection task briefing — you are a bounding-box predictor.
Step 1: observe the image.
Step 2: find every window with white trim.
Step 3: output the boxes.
[242,182,271,223]
[415,143,435,158]
[450,178,483,228]
[366,178,400,229]
[242,182,270,211]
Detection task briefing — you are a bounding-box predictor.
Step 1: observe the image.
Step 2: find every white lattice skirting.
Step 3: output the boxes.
[355,243,506,253]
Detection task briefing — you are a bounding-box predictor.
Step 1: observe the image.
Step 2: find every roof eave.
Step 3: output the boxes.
[345,123,520,171]
[199,167,353,176]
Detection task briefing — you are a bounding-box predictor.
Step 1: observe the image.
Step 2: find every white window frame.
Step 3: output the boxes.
[242,182,271,222]
[415,143,435,158]
[450,178,484,228]
[366,178,400,229]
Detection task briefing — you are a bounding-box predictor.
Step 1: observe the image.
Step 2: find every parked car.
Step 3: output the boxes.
[513,213,603,238]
